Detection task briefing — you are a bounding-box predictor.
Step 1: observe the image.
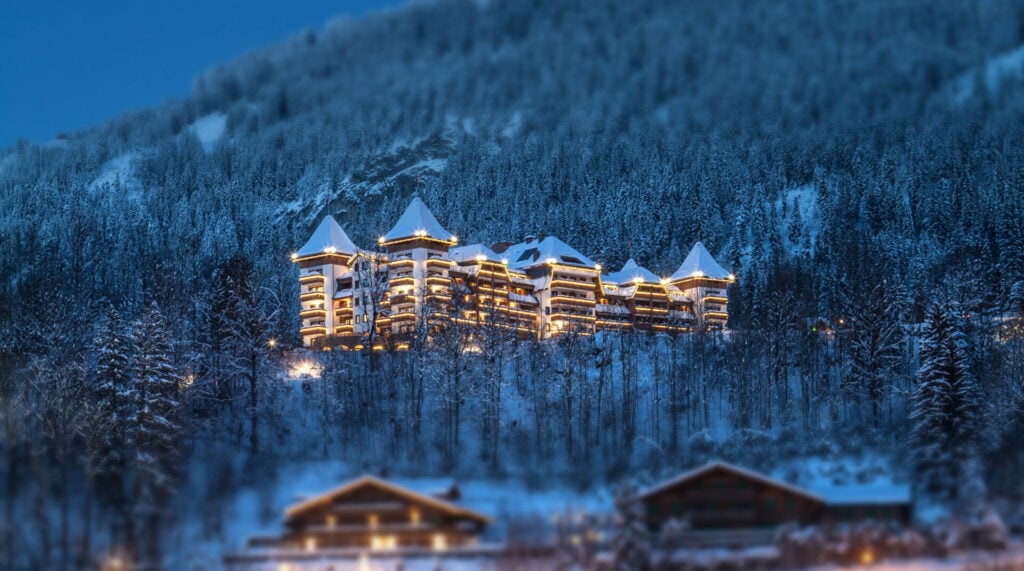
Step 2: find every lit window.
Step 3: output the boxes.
[304,536,317,552]
[368,513,379,529]
[432,533,447,551]
[409,507,421,525]
[326,514,336,528]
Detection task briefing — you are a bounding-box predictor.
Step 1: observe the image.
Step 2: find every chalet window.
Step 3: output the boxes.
[368,513,379,529]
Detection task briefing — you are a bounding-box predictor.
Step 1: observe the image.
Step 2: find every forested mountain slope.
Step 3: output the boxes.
[3,0,1024,338]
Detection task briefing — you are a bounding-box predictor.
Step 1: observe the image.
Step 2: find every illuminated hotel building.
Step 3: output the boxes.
[293,198,734,348]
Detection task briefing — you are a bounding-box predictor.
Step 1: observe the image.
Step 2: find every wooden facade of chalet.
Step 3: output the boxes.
[254,476,491,552]
[640,462,912,531]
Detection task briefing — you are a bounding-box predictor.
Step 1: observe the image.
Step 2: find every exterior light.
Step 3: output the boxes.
[728,273,736,281]
[859,549,874,565]
[501,258,508,265]
[546,257,558,265]
[290,252,298,260]
[377,236,385,244]
[594,263,602,271]
[475,254,487,262]
[692,270,704,278]
[451,235,458,243]
[324,246,336,254]
[635,276,644,283]
[267,338,277,348]
[660,278,669,285]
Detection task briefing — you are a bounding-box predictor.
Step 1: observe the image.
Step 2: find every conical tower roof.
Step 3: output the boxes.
[605,259,662,285]
[670,241,731,280]
[383,197,454,242]
[297,215,358,256]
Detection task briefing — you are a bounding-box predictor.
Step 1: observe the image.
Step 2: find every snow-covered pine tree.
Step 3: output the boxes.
[847,282,905,421]
[131,301,182,567]
[909,302,985,501]
[611,482,651,571]
[89,305,136,546]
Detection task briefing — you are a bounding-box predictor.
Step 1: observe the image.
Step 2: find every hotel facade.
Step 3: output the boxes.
[293,198,734,349]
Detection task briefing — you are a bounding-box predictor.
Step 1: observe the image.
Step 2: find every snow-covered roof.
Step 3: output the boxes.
[504,236,597,270]
[640,461,825,504]
[284,475,491,524]
[812,484,912,506]
[450,243,502,264]
[605,259,663,285]
[383,197,455,242]
[297,215,358,257]
[670,241,731,281]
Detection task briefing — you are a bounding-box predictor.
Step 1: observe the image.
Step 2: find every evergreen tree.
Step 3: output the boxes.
[846,282,905,421]
[909,302,985,501]
[131,301,182,568]
[89,305,136,547]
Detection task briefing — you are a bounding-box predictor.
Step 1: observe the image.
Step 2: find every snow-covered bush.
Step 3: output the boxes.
[967,508,1009,551]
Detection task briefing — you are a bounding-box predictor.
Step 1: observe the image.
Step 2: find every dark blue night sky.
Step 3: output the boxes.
[0,0,403,148]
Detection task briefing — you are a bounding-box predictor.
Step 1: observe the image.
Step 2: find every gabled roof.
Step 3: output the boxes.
[639,461,825,504]
[450,243,502,264]
[383,197,454,242]
[670,241,731,281]
[505,236,597,270]
[284,475,492,524]
[605,259,663,286]
[297,215,358,257]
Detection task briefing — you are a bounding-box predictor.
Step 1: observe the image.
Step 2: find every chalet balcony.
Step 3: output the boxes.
[299,273,326,285]
[549,278,596,291]
[300,325,328,335]
[300,308,327,319]
[300,291,324,302]
[550,294,595,305]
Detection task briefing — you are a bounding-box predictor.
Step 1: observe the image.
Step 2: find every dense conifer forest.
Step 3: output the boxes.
[2,0,1024,568]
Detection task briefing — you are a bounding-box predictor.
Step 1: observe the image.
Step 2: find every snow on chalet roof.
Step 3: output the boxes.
[383,197,455,242]
[505,236,597,270]
[811,484,912,506]
[450,243,502,264]
[297,215,358,257]
[640,461,825,504]
[284,475,491,524]
[670,241,732,281]
[605,259,663,285]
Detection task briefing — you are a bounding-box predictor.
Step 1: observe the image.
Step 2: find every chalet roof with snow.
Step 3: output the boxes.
[640,461,826,504]
[449,243,502,264]
[284,475,492,525]
[297,215,358,257]
[670,241,731,281]
[604,259,663,286]
[504,236,597,270]
[383,197,455,242]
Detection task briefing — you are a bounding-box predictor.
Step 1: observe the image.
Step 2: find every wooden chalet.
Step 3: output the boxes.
[252,475,491,552]
[640,461,912,533]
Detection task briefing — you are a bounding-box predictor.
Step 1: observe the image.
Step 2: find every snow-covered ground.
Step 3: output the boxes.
[88,152,143,199]
[805,544,1024,570]
[189,112,227,151]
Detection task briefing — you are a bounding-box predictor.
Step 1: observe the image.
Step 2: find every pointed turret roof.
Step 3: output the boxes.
[605,259,663,285]
[297,215,358,257]
[670,241,731,280]
[505,236,597,270]
[383,197,454,242]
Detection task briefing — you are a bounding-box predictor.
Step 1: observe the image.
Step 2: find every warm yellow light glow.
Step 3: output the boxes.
[326,514,336,528]
[290,252,298,260]
[634,276,645,283]
[728,273,736,281]
[451,235,458,243]
[692,270,704,278]
[182,374,194,386]
[546,257,558,265]
[409,506,420,525]
[594,263,602,271]
[370,534,396,550]
[287,360,322,380]
[660,278,669,285]
[267,338,277,348]
[860,549,874,565]
[378,236,386,244]
[304,536,317,552]
[324,246,337,254]
[501,258,508,265]
[368,513,379,529]
[475,254,487,262]
[432,533,448,551]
